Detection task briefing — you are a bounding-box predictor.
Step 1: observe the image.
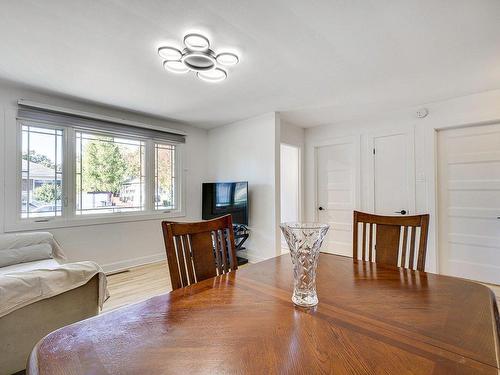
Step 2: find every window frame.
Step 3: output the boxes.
[17,120,68,222]
[74,129,148,216]
[4,117,185,232]
[153,141,179,212]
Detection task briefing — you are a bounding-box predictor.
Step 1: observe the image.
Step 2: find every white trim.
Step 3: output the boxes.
[4,210,185,232]
[176,143,187,216]
[0,105,6,233]
[17,99,187,136]
[101,252,167,274]
[429,127,439,272]
[66,127,76,218]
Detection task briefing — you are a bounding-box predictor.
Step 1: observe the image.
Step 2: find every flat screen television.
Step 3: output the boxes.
[202,182,248,225]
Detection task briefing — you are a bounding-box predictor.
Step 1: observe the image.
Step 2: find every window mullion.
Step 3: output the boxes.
[65,127,76,220]
[176,144,184,213]
[145,139,154,212]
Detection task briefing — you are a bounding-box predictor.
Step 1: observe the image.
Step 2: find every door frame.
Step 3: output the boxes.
[364,127,416,215]
[312,135,361,222]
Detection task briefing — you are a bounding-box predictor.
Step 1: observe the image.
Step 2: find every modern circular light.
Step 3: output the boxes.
[216,52,239,66]
[197,67,227,83]
[163,60,190,74]
[158,46,182,60]
[157,32,239,82]
[181,50,216,72]
[183,33,210,51]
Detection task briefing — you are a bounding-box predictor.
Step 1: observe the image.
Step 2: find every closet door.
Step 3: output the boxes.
[438,123,500,284]
[365,129,416,216]
[316,137,358,256]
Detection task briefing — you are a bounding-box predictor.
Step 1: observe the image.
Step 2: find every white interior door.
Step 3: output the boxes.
[316,138,358,256]
[368,130,415,215]
[280,144,300,251]
[438,123,500,284]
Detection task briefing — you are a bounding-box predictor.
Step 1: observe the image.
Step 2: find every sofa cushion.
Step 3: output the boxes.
[0,232,66,260]
[0,258,60,275]
[0,243,53,268]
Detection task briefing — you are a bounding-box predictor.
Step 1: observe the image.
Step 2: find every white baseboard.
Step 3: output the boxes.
[102,253,166,274]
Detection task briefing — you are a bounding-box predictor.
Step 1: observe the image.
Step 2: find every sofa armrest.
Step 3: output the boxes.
[0,275,99,375]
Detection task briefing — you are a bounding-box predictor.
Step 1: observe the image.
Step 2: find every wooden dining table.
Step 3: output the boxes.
[28,254,500,374]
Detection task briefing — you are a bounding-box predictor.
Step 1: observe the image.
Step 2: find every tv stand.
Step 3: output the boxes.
[233,224,249,266]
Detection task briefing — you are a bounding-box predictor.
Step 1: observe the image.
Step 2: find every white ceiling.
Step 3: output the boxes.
[1,0,499,129]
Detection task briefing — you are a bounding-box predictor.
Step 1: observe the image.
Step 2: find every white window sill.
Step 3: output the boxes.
[4,210,186,232]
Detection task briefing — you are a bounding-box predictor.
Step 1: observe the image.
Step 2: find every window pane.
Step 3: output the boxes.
[21,125,63,219]
[155,143,176,210]
[76,132,145,215]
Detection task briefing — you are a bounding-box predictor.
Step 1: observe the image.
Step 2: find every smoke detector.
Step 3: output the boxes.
[416,108,429,118]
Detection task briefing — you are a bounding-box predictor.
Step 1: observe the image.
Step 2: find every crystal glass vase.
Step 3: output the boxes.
[280,222,330,307]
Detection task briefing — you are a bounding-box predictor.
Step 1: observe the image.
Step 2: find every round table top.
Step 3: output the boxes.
[28,254,500,375]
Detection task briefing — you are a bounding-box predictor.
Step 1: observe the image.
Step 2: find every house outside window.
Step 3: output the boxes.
[21,124,63,219]
[75,131,146,215]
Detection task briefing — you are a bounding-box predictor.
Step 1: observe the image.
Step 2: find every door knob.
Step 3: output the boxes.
[318,207,324,211]
[394,210,407,215]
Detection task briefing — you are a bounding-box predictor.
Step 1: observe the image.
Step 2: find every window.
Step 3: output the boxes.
[21,124,63,218]
[8,106,185,229]
[154,143,176,210]
[76,131,146,215]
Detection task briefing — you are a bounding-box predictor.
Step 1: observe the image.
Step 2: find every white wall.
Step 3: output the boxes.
[280,144,300,224]
[207,113,281,262]
[281,121,305,149]
[280,121,305,221]
[304,88,500,273]
[280,144,300,251]
[0,81,209,272]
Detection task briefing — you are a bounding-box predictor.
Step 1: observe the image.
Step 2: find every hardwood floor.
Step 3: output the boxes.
[103,261,172,311]
[103,261,500,312]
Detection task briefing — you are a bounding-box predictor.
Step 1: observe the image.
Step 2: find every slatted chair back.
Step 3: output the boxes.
[161,214,237,290]
[352,211,430,271]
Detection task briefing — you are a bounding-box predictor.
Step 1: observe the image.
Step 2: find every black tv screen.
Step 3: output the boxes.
[202,182,248,225]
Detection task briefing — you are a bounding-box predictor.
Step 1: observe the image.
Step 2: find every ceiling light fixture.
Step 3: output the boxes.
[163,60,190,74]
[183,33,210,51]
[181,50,216,72]
[197,68,227,83]
[157,32,239,82]
[216,52,239,66]
[158,46,182,60]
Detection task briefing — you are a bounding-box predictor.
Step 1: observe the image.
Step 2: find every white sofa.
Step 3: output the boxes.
[0,232,108,375]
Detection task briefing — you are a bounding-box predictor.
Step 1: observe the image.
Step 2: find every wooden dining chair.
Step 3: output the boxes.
[161,214,238,290]
[353,211,430,271]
